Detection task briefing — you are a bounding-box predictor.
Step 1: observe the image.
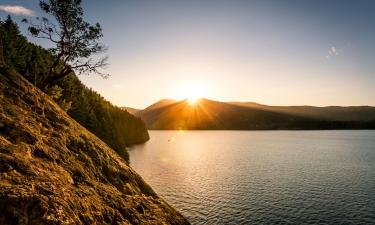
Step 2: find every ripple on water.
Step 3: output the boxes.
[129,130,375,224]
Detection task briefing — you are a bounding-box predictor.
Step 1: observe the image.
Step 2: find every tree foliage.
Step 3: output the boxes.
[23,0,108,88]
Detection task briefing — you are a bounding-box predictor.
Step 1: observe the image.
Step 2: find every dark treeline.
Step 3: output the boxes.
[0,16,149,161]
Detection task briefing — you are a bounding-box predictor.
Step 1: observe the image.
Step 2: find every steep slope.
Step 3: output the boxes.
[0,67,189,224]
[137,99,375,130]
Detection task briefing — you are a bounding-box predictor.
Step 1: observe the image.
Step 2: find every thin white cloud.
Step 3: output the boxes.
[113,84,123,89]
[326,46,339,59]
[0,5,35,17]
[331,47,336,54]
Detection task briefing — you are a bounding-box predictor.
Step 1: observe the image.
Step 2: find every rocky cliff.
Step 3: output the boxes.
[0,66,189,224]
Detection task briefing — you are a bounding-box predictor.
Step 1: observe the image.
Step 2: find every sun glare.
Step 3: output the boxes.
[176,81,207,105]
[188,96,200,105]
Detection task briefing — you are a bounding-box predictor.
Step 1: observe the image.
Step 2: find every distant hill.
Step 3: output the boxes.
[121,106,141,115]
[229,102,375,122]
[142,99,179,112]
[122,99,178,116]
[136,98,375,130]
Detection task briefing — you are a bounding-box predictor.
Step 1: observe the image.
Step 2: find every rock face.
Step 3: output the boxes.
[0,66,189,225]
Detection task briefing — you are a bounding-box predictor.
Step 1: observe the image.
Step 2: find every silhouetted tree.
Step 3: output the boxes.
[23,0,108,87]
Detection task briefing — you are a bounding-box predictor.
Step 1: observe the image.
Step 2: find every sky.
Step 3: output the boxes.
[1,0,375,108]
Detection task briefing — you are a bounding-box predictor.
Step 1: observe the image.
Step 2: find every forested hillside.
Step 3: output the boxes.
[0,16,149,161]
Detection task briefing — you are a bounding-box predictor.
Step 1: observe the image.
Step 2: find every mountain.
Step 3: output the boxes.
[121,99,179,116]
[0,66,189,224]
[121,106,141,115]
[136,98,375,130]
[141,99,179,113]
[229,102,375,122]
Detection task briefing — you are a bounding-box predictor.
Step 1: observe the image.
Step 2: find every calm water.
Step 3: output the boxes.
[129,131,375,224]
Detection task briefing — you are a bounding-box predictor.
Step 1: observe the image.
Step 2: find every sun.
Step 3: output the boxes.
[174,79,209,104]
[188,95,201,105]
[179,83,204,105]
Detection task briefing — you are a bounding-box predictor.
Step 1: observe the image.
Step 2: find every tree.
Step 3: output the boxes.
[23,0,108,88]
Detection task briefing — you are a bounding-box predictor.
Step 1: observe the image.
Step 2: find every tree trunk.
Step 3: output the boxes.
[42,66,73,89]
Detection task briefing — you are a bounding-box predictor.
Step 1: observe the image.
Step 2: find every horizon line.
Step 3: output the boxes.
[119,97,375,110]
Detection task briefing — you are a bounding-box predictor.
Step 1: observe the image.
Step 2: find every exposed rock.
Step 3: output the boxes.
[0,66,189,225]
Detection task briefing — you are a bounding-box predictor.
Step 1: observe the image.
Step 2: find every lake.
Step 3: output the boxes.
[129,130,375,224]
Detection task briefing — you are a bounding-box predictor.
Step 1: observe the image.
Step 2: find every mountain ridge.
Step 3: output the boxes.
[130,98,375,130]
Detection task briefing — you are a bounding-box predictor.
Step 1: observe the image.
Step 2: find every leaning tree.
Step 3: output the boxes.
[23,0,108,87]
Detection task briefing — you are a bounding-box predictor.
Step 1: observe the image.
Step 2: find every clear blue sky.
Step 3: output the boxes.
[1,0,375,108]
